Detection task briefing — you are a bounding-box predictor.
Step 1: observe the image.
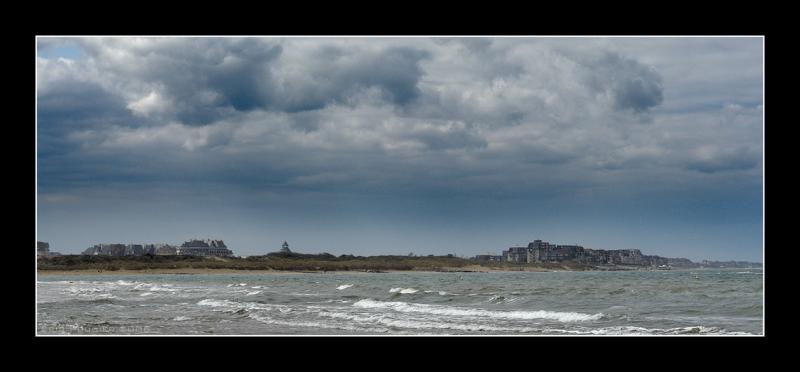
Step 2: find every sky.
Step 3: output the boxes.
[35,37,763,262]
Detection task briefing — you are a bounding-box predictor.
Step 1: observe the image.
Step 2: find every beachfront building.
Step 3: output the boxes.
[125,244,144,256]
[37,241,62,258]
[504,246,528,262]
[610,249,645,265]
[142,244,157,255]
[503,239,605,263]
[176,239,233,257]
[37,241,49,257]
[281,241,291,254]
[499,238,693,267]
[37,241,50,257]
[493,237,706,268]
[82,240,231,257]
[83,243,128,256]
[155,244,177,255]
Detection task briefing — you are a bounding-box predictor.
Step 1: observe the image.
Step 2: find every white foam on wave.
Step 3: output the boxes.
[128,283,183,294]
[248,313,389,333]
[552,325,756,335]
[173,316,191,321]
[336,284,354,290]
[41,280,105,286]
[353,299,604,322]
[322,299,352,303]
[317,311,537,333]
[245,291,262,296]
[662,326,753,335]
[487,295,519,304]
[389,287,418,294]
[198,299,235,307]
[149,285,180,292]
[197,298,289,312]
[63,286,119,300]
[81,293,118,300]
[66,286,104,294]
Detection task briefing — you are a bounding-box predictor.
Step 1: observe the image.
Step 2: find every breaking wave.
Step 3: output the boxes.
[248,313,389,333]
[546,325,755,335]
[352,299,604,322]
[196,299,292,314]
[317,311,537,333]
[389,288,418,294]
[423,290,450,296]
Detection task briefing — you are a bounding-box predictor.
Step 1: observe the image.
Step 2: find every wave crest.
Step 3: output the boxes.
[352,299,603,322]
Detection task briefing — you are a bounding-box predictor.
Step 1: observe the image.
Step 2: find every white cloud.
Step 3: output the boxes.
[127,91,170,117]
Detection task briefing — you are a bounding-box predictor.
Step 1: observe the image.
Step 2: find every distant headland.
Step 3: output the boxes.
[486,239,761,269]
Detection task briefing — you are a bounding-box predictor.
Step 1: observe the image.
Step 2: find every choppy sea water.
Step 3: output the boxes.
[37,269,763,335]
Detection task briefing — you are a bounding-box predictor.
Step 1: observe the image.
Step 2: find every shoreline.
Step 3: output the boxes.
[36,266,569,276]
[34,265,674,276]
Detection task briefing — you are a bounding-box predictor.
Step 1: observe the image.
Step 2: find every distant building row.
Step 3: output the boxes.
[81,239,233,257]
[475,239,695,267]
[37,241,62,258]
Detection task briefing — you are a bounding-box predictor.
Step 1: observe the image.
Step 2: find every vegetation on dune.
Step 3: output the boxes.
[36,253,479,272]
[37,252,614,272]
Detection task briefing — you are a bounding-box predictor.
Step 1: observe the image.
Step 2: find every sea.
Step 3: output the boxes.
[36,269,763,335]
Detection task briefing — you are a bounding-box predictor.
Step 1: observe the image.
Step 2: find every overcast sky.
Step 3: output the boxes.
[36,37,763,261]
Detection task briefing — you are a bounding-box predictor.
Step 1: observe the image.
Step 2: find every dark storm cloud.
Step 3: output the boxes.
[685,146,760,174]
[73,38,284,124]
[206,45,283,112]
[409,129,486,151]
[574,51,664,113]
[432,37,492,51]
[65,39,430,124]
[37,68,141,162]
[272,46,431,112]
[38,79,129,127]
[36,37,761,203]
